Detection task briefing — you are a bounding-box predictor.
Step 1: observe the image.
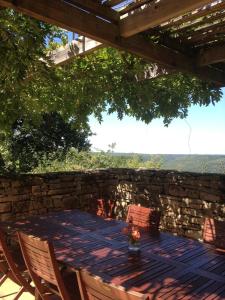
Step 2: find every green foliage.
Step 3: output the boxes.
[0,10,224,174]
[61,48,222,126]
[33,153,225,174]
[33,150,161,173]
[0,9,223,136]
[2,112,92,173]
[0,151,6,172]
[0,9,67,133]
[0,134,13,172]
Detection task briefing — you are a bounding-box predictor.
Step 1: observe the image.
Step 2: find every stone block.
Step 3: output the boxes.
[12,201,30,213]
[53,198,64,208]
[200,192,221,202]
[37,208,48,214]
[0,202,11,213]
[185,230,202,240]
[169,185,188,197]
[61,176,75,182]
[0,213,14,221]
[32,186,42,193]
[61,197,76,209]
[1,181,11,188]
[43,198,54,208]
[47,187,78,196]
[31,177,44,185]
[187,189,200,198]
[0,187,5,194]
[0,196,10,203]
[181,208,203,217]
[48,182,75,189]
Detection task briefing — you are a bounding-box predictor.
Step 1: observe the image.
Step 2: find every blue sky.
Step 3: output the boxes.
[89,89,225,154]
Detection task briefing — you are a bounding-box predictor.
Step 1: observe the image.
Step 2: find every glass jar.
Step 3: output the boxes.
[128,240,140,252]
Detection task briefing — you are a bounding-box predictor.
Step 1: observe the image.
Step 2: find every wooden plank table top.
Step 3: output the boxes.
[2,209,225,300]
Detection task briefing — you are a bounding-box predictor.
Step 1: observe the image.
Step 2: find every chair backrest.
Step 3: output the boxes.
[17,231,71,300]
[0,228,34,293]
[77,269,148,300]
[127,205,161,232]
[203,218,216,244]
[89,198,115,220]
[126,205,151,228]
[0,232,9,276]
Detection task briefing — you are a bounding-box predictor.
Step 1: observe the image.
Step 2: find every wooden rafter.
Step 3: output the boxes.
[161,1,225,30]
[64,0,119,23]
[0,0,225,86]
[185,25,225,44]
[169,11,225,36]
[119,0,151,15]
[180,21,225,40]
[0,0,119,42]
[103,0,124,7]
[0,0,194,68]
[0,0,187,69]
[198,44,225,66]
[120,0,215,37]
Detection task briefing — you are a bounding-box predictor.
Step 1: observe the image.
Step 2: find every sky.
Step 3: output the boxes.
[89,89,225,155]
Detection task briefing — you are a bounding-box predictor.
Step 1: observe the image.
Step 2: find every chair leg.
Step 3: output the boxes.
[0,274,7,286]
[25,278,35,295]
[13,286,25,300]
[35,288,42,300]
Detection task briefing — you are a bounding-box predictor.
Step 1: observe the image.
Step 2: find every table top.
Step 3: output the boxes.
[2,209,225,299]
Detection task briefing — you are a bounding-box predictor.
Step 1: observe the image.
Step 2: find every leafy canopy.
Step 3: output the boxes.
[0,8,223,136]
[0,9,68,132]
[9,112,91,172]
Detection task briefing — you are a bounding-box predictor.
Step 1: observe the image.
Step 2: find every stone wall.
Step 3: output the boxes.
[0,169,224,241]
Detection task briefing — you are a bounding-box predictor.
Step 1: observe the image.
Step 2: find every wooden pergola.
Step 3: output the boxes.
[1,0,225,86]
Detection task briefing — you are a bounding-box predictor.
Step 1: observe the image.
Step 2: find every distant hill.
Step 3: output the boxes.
[112,153,225,174]
[159,154,225,174]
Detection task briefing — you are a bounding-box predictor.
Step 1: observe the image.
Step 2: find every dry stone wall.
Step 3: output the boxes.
[0,169,224,241]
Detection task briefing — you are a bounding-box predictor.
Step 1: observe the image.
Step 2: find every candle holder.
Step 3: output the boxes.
[128,225,141,253]
[122,224,141,254]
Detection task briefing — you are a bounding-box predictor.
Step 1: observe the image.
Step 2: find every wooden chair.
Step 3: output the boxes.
[0,228,34,300]
[17,231,80,300]
[203,218,225,252]
[203,218,216,244]
[214,219,225,251]
[126,204,161,232]
[95,199,115,219]
[76,269,148,300]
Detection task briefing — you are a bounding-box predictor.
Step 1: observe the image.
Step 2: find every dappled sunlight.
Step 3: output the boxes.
[0,278,34,300]
[1,209,225,299]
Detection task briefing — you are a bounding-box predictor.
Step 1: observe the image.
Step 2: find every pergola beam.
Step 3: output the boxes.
[103,0,123,7]
[64,0,119,23]
[198,44,225,66]
[0,0,119,43]
[0,0,189,69]
[120,0,214,38]
[0,0,225,86]
[51,38,102,65]
[0,0,187,69]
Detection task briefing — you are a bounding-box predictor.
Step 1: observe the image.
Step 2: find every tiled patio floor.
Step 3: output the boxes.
[0,278,34,300]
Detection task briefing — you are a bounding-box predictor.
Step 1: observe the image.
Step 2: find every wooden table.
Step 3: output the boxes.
[2,209,225,299]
